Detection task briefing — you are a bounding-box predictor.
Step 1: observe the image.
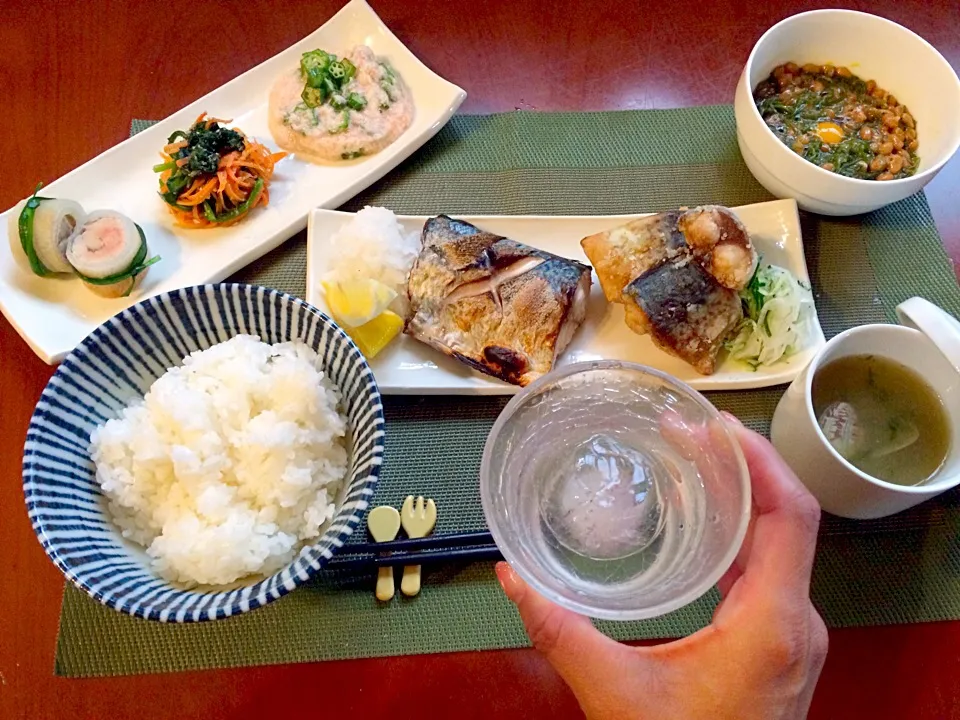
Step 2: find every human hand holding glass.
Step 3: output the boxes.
[496,417,828,720]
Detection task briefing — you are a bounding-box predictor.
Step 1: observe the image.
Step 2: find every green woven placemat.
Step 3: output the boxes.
[53,108,960,677]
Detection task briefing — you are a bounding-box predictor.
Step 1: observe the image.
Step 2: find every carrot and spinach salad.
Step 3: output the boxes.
[153,114,286,228]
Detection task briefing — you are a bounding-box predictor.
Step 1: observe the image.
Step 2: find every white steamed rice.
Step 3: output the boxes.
[90,335,348,587]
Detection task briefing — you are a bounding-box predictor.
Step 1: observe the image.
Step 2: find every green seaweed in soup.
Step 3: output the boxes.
[812,354,950,485]
[753,62,919,181]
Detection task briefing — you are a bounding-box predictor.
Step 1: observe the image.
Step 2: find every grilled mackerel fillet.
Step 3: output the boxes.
[405,215,592,386]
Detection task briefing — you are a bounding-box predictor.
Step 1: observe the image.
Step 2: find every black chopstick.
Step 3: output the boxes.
[326,544,503,571]
[340,530,494,556]
[322,530,500,573]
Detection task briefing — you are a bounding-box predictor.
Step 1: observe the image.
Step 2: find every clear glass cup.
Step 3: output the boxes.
[480,361,751,620]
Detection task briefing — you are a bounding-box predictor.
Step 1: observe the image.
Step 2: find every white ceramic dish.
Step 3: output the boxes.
[772,301,960,519]
[0,0,466,364]
[306,199,826,394]
[734,9,960,216]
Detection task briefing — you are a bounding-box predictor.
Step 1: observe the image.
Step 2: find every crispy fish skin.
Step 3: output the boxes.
[623,258,742,375]
[580,206,756,305]
[580,211,687,304]
[406,215,592,386]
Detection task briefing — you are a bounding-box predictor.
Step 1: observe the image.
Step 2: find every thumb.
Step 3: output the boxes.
[496,562,634,693]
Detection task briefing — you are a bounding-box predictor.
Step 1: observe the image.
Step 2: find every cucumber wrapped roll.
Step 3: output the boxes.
[67,211,160,298]
[7,189,85,276]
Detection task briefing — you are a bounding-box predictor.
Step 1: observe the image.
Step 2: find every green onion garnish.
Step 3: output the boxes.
[347,92,367,111]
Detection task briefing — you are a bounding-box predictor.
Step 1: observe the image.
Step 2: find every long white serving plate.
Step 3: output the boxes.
[306,199,826,394]
[0,0,465,364]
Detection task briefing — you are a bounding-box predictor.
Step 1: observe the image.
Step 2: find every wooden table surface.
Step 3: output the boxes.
[2,1,959,718]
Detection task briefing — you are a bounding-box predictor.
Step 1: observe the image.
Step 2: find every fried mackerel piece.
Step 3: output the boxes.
[676,205,757,291]
[580,205,756,372]
[581,211,688,304]
[623,257,743,375]
[581,206,757,302]
[406,215,592,386]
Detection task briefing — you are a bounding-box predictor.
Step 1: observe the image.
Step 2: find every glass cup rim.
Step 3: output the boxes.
[479,359,752,620]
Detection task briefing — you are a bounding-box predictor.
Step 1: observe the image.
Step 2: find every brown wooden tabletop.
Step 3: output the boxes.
[2,1,959,718]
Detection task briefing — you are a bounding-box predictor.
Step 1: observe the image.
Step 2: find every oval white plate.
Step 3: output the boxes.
[306,198,827,394]
[0,0,466,364]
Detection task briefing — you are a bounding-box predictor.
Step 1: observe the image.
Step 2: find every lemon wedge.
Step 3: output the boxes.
[322,278,398,328]
[343,310,404,359]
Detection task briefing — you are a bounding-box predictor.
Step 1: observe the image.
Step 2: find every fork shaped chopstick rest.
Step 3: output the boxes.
[400,496,437,597]
[367,506,402,601]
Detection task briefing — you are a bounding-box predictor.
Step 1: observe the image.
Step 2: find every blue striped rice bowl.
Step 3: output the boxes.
[23,284,384,622]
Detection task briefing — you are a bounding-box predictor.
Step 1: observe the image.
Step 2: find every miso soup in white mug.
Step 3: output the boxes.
[812,354,950,486]
[771,323,960,519]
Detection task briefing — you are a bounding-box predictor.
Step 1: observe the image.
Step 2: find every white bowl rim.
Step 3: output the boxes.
[23,283,386,622]
[744,8,960,187]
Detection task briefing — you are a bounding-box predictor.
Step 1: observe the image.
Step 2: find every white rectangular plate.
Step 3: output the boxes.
[0,0,465,364]
[306,199,826,394]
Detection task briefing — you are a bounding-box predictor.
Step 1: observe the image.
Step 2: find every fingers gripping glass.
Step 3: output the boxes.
[480,361,752,621]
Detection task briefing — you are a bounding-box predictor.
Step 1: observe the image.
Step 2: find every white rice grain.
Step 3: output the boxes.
[90,335,348,587]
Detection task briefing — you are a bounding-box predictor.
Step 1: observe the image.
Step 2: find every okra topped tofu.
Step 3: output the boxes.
[269,46,414,162]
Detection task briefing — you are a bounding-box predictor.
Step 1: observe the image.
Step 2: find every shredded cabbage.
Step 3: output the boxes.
[727,264,814,368]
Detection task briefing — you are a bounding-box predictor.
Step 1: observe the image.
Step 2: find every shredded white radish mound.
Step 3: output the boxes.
[728,264,814,367]
[323,206,420,316]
